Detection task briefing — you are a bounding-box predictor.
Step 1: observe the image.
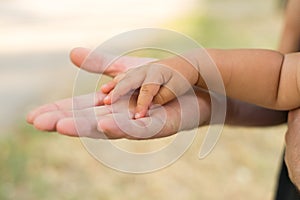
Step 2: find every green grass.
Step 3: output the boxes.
[0,124,52,199]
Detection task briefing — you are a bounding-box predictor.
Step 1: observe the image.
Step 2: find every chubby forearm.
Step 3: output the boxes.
[195,49,300,110]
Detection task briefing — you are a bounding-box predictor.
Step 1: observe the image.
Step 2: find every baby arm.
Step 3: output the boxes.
[102,48,300,118]
[200,49,300,110]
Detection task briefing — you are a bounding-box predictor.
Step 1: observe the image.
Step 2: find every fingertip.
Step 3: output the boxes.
[100,83,111,94]
[33,114,56,132]
[103,95,112,105]
[134,101,149,119]
[100,84,107,92]
[105,92,121,105]
[134,109,147,119]
[56,119,79,137]
[70,47,91,67]
[101,81,116,94]
[69,47,81,62]
[26,111,35,124]
[26,104,59,124]
[134,113,143,119]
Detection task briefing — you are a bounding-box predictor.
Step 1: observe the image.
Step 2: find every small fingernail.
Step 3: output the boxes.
[101,84,108,92]
[104,96,110,104]
[134,113,142,119]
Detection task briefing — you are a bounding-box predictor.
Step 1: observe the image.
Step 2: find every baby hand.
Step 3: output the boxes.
[101,56,199,119]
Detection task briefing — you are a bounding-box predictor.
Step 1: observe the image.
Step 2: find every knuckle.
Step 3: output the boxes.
[140,85,156,96]
[136,100,145,106]
[114,73,125,82]
[140,85,151,93]
[153,92,166,105]
[153,88,176,105]
[127,66,143,75]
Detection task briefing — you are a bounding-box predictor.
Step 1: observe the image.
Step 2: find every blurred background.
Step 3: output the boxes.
[0,0,287,199]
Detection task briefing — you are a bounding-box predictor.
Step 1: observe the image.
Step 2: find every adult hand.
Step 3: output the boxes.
[26,48,211,139]
[27,47,287,139]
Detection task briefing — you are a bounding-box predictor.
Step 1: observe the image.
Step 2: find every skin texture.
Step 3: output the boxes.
[27,48,211,139]
[101,55,199,119]
[103,47,300,119]
[27,47,287,139]
[278,0,300,191]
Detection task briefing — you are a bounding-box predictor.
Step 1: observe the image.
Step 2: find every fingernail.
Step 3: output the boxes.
[104,96,110,103]
[134,113,142,119]
[26,112,34,123]
[101,84,108,92]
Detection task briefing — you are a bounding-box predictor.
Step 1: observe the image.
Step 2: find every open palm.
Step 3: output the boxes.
[26,47,211,139]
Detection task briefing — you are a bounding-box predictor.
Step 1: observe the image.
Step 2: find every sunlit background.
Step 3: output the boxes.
[1,0,286,199]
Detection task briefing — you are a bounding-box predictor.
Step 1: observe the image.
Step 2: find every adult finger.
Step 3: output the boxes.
[53,106,111,138]
[70,47,157,77]
[97,112,164,139]
[70,47,91,69]
[56,105,111,138]
[27,91,106,124]
[32,105,104,132]
[70,47,112,74]
[57,117,105,139]
[33,110,72,131]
